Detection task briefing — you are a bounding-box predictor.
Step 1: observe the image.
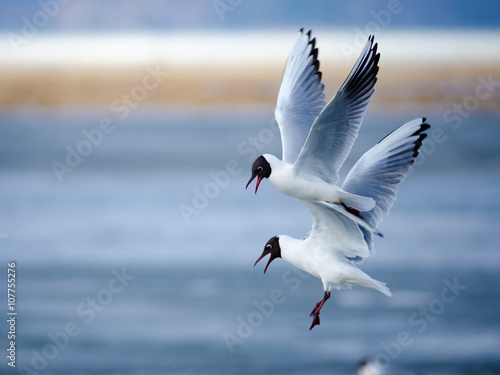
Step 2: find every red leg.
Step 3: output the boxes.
[309,291,331,330]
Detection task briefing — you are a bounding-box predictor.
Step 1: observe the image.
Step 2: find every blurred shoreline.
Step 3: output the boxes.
[1,30,499,108]
[1,63,499,109]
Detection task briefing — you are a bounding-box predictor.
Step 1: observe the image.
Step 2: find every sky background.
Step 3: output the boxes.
[1,0,500,33]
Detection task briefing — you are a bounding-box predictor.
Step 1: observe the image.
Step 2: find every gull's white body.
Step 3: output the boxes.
[264,154,374,212]
[280,118,430,294]
[279,211,391,296]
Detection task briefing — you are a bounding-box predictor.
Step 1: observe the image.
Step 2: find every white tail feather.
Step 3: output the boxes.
[349,267,392,296]
[370,278,392,297]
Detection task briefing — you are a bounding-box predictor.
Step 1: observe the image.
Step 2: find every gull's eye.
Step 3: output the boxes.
[257,166,263,172]
[266,244,272,250]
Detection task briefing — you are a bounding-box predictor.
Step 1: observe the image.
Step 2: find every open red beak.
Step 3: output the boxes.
[246,174,263,194]
[254,252,272,273]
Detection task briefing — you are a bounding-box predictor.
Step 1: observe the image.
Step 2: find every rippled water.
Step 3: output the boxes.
[0,106,499,374]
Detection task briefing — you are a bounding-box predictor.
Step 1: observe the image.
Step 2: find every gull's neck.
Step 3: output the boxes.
[262,154,296,194]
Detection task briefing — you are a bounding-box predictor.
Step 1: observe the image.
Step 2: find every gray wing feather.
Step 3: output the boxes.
[302,200,371,260]
[342,118,431,252]
[275,29,326,164]
[294,36,379,183]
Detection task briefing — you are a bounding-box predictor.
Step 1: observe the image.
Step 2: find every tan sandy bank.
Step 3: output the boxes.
[0,63,499,110]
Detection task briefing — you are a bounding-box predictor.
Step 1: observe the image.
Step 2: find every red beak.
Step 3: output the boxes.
[246,174,264,194]
[254,175,263,194]
[254,252,272,274]
[245,176,254,190]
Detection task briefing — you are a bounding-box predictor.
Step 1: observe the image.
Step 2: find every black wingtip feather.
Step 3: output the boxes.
[412,122,431,158]
[304,31,322,83]
[378,119,430,146]
[342,35,380,103]
[312,59,320,75]
[310,44,318,61]
[414,124,431,135]
[412,134,428,159]
[310,36,316,51]
[282,29,324,101]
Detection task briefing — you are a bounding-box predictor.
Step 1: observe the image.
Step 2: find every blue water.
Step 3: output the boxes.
[0,106,499,374]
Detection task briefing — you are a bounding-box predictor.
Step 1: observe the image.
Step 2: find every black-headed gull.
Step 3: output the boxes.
[254,118,431,329]
[246,29,380,228]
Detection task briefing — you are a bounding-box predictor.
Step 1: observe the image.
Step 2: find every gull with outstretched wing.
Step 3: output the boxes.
[247,29,380,233]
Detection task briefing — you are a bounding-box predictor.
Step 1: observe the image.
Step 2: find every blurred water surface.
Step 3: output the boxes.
[0,106,499,374]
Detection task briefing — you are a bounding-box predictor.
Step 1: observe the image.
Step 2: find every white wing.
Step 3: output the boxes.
[342,118,430,252]
[302,200,371,261]
[275,29,326,164]
[294,36,379,183]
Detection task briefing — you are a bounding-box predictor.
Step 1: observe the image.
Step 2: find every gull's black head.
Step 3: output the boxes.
[254,236,281,273]
[246,155,271,194]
